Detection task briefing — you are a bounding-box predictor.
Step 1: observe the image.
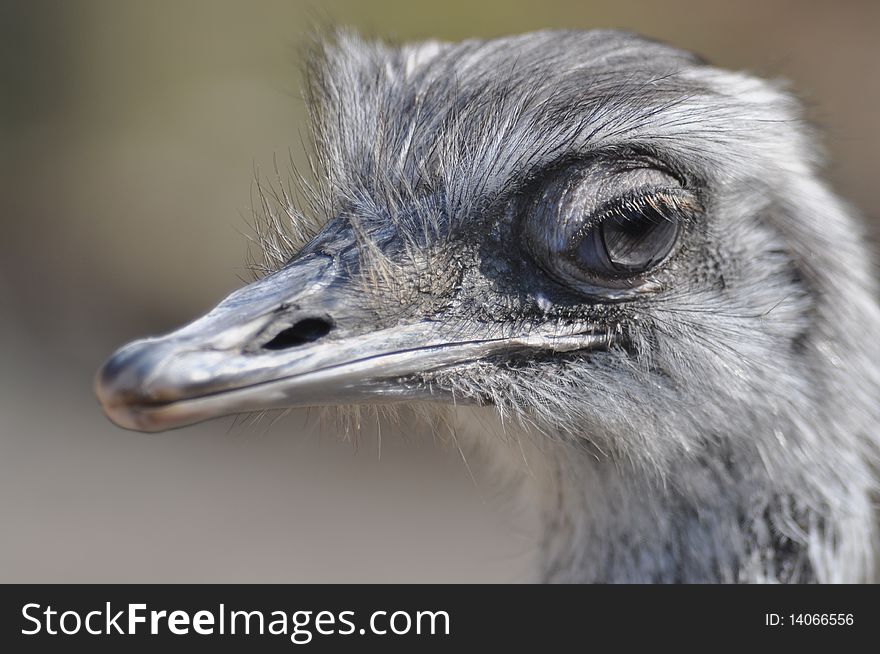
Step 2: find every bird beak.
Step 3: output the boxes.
[96,251,602,432]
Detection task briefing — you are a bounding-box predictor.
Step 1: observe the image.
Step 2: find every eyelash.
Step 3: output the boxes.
[569,187,698,248]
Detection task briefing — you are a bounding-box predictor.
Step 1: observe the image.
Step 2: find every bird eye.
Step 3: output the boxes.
[567,196,681,278]
[523,161,696,294]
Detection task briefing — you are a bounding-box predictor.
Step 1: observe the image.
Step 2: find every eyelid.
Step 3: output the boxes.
[565,187,699,253]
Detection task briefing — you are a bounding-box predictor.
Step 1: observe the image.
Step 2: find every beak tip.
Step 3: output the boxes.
[95,383,188,433]
[94,341,170,433]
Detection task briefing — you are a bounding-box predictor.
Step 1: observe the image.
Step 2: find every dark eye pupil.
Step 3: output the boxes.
[572,208,679,277]
[601,212,678,272]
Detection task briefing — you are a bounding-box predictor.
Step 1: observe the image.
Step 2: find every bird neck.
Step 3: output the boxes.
[454,408,746,581]
[530,446,750,583]
[525,437,875,583]
[451,405,875,583]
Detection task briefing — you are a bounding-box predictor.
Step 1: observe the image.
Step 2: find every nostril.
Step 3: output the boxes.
[262,317,333,351]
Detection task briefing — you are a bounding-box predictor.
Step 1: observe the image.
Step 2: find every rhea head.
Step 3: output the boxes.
[95,30,842,473]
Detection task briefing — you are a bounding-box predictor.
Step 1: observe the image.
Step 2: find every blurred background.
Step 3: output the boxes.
[1,0,877,581]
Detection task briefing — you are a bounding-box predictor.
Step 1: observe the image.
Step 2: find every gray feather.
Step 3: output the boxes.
[249,29,880,582]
